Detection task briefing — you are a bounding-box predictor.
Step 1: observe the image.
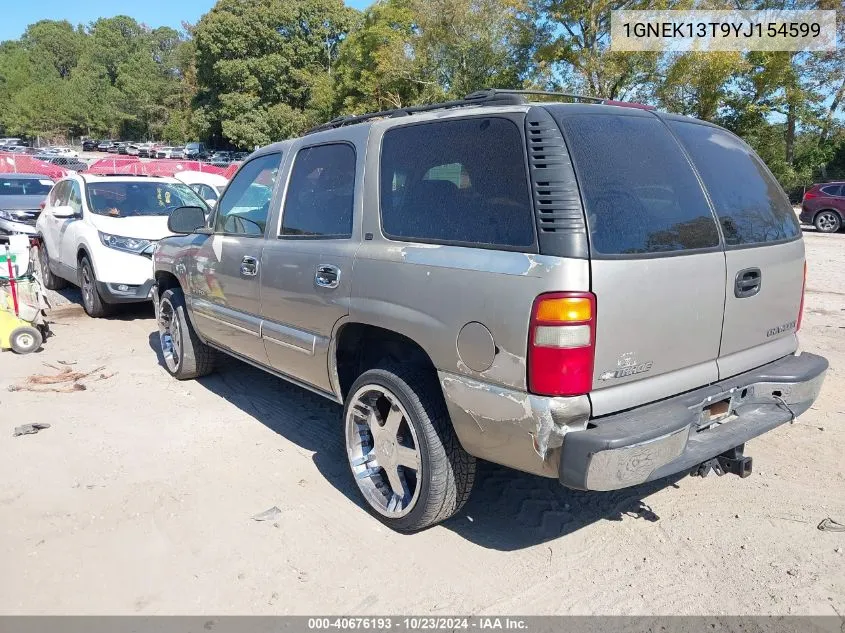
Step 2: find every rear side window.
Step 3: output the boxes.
[380,117,535,249]
[558,113,720,256]
[820,185,842,196]
[669,122,801,246]
[281,143,355,238]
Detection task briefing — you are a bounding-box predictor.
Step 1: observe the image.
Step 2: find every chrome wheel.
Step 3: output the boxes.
[346,384,423,518]
[158,297,181,372]
[81,264,94,311]
[816,211,840,233]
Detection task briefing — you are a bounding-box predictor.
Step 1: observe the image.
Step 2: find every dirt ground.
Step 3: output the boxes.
[1,230,843,616]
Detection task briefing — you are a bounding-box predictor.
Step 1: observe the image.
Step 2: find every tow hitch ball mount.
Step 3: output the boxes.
[693,444,753,479]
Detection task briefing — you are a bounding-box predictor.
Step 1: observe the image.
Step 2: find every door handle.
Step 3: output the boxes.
[315,264,341,289]
[734,267,761,298]
[240,256,259,277]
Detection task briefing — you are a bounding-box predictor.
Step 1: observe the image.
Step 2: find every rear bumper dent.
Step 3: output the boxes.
[560,352,828,491]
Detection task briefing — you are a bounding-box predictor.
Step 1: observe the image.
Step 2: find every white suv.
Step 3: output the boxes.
[36,174,208,317]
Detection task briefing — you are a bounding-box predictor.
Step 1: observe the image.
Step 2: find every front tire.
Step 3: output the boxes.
[814,210,841,233]
[79,256,112,318]
[10,326,42,354]
[343,365,476,532]
[157,287,215,379]
[36,241,67,290]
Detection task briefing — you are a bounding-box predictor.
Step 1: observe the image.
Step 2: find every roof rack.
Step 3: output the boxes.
[305,88,655,134]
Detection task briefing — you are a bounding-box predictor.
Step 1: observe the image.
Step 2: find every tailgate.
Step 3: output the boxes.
[548,107,727,417]
[667,119,804,379]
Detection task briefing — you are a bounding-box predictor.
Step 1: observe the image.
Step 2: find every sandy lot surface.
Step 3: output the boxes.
[1,231,843,616]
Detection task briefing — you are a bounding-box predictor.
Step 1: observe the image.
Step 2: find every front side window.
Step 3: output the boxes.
[669,121,801,246]
[86,181,207,217]
[191,183,218,201]
[280,143,355,238]
[380,117,535,248]
[49,181,70,207]
[68,181,83,214]
[215,153,282,236]
[553,111,721,256]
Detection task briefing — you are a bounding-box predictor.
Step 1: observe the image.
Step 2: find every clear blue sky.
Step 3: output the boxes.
[0,0,372,42]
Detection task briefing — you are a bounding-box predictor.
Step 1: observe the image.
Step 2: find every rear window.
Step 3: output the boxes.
[380,117,535,249]
[820,185,842,196]
[558,113,720,256]
[0,177,53,196]
[669,122,801,246]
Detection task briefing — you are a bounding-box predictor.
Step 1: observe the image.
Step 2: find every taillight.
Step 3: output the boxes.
[528,292,596,396]
[796,261,807,332]
[803,191,818,201]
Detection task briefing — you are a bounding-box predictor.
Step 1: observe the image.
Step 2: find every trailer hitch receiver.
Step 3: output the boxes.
[692,444,753,478]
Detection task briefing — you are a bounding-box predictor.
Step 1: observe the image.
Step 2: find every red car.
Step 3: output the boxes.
[800,182,845,233]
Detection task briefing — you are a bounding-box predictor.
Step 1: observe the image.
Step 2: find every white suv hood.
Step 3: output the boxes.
[89,214,173,240]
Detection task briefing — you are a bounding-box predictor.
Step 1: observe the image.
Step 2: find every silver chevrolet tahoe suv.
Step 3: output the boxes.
[152,89,828,532]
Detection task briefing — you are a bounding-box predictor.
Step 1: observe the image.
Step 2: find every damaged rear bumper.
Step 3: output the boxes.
[560,351,827,491]
[439,373,591,478]
[438,351,827,485]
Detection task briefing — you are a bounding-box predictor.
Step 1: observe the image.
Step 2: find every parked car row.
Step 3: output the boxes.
[78,139,248,164]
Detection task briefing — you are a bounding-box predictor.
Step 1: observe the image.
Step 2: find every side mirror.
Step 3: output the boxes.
[52,205,76,218]
[168,205,207,234]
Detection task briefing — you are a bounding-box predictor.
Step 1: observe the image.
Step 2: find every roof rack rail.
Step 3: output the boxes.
[304,88,652,134]
[463,88,604,103]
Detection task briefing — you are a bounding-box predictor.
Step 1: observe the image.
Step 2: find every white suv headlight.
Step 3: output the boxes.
[98,232,152,254]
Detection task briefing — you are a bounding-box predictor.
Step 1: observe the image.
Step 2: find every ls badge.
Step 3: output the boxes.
[599,352,653,381]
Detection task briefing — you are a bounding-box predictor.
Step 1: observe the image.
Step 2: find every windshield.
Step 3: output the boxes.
[0,177,53,196]
[86,181,207,217]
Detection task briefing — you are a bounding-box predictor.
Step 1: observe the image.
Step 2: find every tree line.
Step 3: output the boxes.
[1,0,843,191]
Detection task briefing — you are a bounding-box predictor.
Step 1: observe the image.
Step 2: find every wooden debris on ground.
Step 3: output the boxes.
[7,364,116,393]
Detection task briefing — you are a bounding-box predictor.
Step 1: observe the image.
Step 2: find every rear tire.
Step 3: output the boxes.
[79,256,113,318]
[10,326,42,354]
[814,210,841,233]
[36,241,67,290]
[343,365,476,532]
[157,287,215,379]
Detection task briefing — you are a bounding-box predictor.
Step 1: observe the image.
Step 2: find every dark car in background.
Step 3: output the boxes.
[82,139,100,152]
[0,173,54,238]
[97,140,116,152]
[207,150,233,166]
[800,182,845,233]
[184,142,208,159]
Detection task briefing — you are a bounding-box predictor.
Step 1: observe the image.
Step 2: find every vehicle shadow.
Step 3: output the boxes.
[147,332,685,550]
[47,286,154,321]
